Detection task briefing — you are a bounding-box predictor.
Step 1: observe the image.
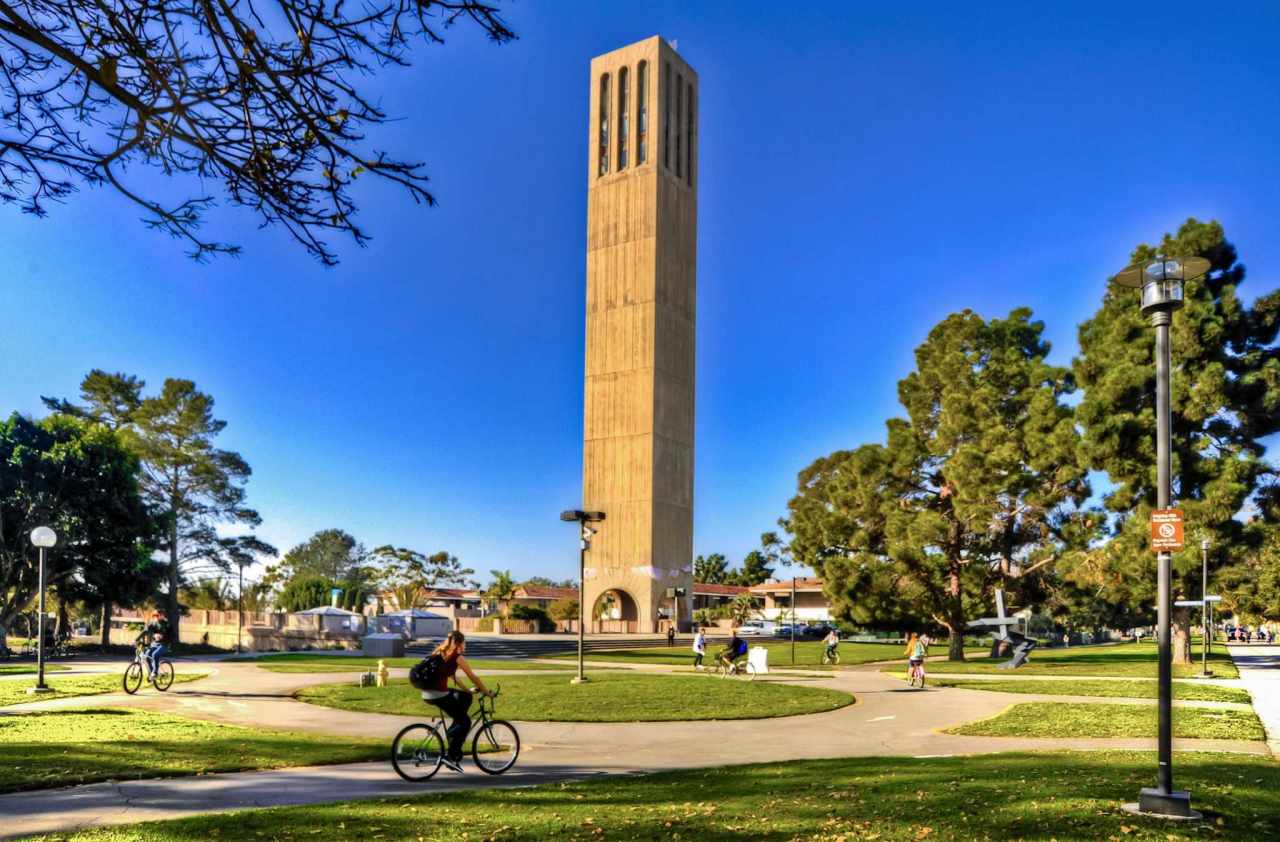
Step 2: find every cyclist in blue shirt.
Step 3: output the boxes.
[717,630,749,673]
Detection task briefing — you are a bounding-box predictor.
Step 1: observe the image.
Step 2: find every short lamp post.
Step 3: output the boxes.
[560,509,605,685]
[29,526,57,695]
[1114,255,1210,820]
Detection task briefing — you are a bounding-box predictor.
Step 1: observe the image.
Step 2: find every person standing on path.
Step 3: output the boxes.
[692,628,706,669]
[667,625,676,647]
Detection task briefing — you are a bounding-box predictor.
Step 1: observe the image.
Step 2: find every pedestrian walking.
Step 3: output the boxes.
[692,627,706,669]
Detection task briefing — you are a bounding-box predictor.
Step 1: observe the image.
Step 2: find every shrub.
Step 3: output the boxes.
[548,598,579,622]
[507,604,554,632]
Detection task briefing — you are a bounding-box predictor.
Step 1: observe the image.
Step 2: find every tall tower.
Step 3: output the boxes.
[582,37,697,633]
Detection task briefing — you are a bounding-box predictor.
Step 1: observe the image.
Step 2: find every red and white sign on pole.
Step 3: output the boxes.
[1150,508,1185,553]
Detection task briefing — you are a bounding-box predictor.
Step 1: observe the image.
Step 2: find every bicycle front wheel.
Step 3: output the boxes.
[744,663,758,681]
[472,720,520,775]
[153,661,175,691]
[391,723,445,782]
[123,662,143,694]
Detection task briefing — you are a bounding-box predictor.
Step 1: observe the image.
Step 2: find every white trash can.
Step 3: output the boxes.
[748,645,769,676]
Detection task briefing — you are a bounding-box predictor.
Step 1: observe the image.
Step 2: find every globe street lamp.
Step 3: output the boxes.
[1114,255,1210,819]
[560,509,605,685]
[28,526,57,695]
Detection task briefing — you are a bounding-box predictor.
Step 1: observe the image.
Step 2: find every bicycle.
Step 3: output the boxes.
[907,661,926,689]
[123,643,175,694]
[710,655,757,680]
[821,646,841,666]
[391,686,520,782]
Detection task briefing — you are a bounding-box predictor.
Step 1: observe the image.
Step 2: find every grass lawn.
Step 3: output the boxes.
[239,654,569,673]
[28,751,1280,842]
[885,641,1240,679]
[932,677,1252,703]
[0,708,386,794]
[0,672,206,707]
[565,640,988,668]
[296,672,853,721]
[947,702,1266,741]
[0,663,68,675]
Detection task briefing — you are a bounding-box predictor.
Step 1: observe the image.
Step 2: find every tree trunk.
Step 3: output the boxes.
[1172,607,1192,665]
[168,517,181,643]
[948,628,965,661]
[99,601,112,650]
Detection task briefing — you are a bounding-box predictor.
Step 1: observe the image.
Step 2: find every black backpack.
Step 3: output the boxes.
[409,653,445,690]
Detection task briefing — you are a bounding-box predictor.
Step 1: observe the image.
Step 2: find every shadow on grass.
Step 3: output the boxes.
[20,752,1280,842]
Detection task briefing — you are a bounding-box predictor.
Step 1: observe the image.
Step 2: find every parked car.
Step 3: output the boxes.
[738,622,770,637]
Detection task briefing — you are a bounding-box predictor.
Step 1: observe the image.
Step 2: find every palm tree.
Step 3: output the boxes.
[485,569,517,615]
[729,592,758,626]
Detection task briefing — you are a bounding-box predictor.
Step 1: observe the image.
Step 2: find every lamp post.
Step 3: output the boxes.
[28,527,57,695]
[1114,255,1209,820]
[560,509,606,685]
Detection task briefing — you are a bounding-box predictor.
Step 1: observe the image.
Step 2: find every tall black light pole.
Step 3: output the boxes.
[28,527,57,695]
[1115,256,1209,820]
[561,509,605,685]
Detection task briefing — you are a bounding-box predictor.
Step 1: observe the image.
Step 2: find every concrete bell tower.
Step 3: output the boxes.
[581,36,697,633]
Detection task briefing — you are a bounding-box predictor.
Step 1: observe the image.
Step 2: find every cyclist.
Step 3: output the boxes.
[135,610,170,680]
[822,627,840,663]
[717,630,749,674]
[905,632,926,684]
[419,631,493,772]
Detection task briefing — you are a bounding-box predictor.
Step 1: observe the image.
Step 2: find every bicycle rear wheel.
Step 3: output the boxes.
[391,723,445,782]
[153,661,175,691]
[123,662,143,694]
[471,720,520,775]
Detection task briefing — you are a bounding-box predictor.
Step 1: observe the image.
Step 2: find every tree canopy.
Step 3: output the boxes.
[46,371,274,634]
[693,553,730,584]
[0,413,160,645]
[784,309,1093,658]
[1064,219,1280,658]
[0,0,516,263]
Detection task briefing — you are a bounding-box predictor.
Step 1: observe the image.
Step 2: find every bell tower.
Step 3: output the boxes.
[581,36,697,633]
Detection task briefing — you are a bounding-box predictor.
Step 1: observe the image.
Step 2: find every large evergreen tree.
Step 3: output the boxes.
[47,373,274,637]
[784,309,1093,659]
[1068,219,1280,662]
[0,414,160,648]
[693,553,730,584]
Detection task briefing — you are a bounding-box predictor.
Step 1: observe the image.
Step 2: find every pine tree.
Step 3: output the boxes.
[1069,219,1280,662]
[784,309,1094,659]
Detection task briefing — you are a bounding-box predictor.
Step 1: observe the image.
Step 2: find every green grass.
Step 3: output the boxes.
[0,663,68,675]
[0,708,387,794]
[563,640,987,668]
[947,702,1266,741]
[28,751,1280,842]
[885,641,1240,678]
[931,677,1252,703]
[296,672,853,721]
[0,672,206,707]
[239,654,569,673]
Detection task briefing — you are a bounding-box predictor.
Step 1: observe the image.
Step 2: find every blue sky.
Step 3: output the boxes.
[2,2,1277,586]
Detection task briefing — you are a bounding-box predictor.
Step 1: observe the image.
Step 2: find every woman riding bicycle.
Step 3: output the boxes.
[822,628,840,663]
[905,632,927,683]
[420,631,493,772]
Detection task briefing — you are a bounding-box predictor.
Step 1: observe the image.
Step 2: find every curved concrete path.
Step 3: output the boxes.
[0,656,1268,839]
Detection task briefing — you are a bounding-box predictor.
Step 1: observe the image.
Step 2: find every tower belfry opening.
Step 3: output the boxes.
[582,36,698,633]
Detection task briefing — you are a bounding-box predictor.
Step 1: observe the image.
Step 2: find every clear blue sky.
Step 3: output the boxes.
[2,2,1277,585]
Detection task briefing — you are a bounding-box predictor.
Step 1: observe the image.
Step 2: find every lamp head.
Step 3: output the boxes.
[29,526,57,548]
[1113,256,1209,317]
[1201,538,1211,551]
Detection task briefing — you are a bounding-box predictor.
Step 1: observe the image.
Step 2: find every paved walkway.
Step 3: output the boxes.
[1,656,1267,838]
[1228,643,1280,756]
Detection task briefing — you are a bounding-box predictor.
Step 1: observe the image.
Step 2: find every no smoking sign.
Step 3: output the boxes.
[1150,508,1185,552]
